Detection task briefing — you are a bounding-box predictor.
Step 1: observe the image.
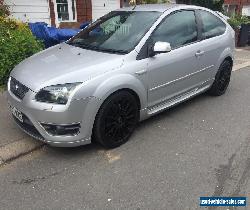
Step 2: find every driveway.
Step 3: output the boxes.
[0,67,250,210]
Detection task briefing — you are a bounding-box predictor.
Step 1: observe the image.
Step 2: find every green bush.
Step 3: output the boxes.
[0,17,44,86]
[192,0,224,11]
[178,0,224,12]
[228,15,250,30]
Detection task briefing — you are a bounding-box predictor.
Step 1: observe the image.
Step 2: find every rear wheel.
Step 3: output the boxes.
[208,60,232,96]
[93,90,139,148]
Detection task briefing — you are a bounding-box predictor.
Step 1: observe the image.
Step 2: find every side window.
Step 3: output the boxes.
[151,10,198,49]
[199,10,226,39]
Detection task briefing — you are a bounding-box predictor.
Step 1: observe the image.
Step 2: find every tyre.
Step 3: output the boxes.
[93,90,139,148]
[207,60,232,96]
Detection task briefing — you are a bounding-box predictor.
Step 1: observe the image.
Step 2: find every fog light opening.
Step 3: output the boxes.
[41,123,81,136]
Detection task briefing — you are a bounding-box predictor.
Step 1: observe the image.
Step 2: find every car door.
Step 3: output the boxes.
[195,10,227,82]
[145,10,201,108]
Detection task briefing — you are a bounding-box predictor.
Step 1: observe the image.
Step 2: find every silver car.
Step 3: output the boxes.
[7,4,235,148]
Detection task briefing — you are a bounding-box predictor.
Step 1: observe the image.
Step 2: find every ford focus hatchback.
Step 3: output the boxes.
[7,4,235,148]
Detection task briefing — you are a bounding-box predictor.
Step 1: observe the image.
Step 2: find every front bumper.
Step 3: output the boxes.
[7,87,100,147]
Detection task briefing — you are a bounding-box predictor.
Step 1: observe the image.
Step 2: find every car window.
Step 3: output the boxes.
[67,11,161,54]
[199,10,226,39]
[150,10,198,49]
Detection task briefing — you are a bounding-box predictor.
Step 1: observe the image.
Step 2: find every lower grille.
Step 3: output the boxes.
[41,123,81,136]
[13,114,44,141]
[10,77,29,100]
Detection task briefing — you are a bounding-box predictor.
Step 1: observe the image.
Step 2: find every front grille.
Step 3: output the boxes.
[10,77,29,100]
[13,114,44,141]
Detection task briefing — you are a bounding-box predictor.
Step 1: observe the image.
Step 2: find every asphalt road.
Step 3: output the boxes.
[0,67,250,210]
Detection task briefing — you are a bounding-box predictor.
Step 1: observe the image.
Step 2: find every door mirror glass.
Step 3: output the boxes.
[153,41,172,54]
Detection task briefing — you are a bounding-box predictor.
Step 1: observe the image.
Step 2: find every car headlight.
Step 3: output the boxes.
[35,83,82,105]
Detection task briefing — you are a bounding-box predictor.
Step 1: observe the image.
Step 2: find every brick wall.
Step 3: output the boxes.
[224,0,250,4]
[48,0,56,26]
[224,0,240,4]
[224,0,250,15]
[76,0,92,23]
[48,0,92,26]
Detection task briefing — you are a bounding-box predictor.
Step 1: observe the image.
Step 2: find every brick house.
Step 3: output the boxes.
[4,0,124,27]
[224,0,250,16]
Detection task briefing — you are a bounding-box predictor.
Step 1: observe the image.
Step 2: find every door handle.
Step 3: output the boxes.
[135,69,147,75]
[195,51,205,57]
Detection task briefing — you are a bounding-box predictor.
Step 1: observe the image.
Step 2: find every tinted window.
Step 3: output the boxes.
[151,10,198,49]
[199,10,226,39]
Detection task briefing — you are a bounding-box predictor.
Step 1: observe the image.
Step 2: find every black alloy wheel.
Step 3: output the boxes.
[93,90,139,148]
[208,60,232,96]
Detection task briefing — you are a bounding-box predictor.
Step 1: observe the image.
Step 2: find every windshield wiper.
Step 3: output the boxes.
[68,42,127,54]
[98,48,128,54]
[68,42,93,49]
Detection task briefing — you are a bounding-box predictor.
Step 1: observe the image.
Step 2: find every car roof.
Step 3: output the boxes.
[117,3,200,13]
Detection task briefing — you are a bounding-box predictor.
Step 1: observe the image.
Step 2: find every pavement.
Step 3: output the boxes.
[0,91,44,164]
[0,47,249,166]
[233,47,250,71]
[0,65,249,209]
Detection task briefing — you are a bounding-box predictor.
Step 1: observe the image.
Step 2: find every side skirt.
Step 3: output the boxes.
[147,80,213,116]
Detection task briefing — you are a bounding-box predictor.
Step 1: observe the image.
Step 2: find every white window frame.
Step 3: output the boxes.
[53,0,77,26]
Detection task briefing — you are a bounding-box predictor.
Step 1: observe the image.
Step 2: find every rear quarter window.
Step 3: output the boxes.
[199,10,226,39]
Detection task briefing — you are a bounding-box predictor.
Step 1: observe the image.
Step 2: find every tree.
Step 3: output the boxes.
[177,0,224,12]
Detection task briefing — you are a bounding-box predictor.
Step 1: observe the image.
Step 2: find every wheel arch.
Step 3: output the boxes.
[92,88,141,148]
[111,88,141,110]
[216,48,234,71]
[92,74,147,112]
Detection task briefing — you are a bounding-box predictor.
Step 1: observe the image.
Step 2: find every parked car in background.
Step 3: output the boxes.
[7,4,235,148]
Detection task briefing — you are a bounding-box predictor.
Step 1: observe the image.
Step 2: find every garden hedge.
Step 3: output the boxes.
[0,17,44,86]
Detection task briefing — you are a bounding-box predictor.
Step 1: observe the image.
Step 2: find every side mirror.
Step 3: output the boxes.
[153,41,172,54]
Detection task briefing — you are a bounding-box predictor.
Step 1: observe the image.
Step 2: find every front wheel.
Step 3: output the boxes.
[93,90,139,148]
[207,60,232,96]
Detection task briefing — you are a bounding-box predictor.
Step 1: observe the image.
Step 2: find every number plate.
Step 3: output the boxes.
[10,106,23,123]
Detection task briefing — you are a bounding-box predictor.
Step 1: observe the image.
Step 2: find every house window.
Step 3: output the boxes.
[56,0,69,21]
[55,0,76,22]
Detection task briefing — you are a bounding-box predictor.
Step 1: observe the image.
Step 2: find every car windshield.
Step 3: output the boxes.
[67,11,161,54]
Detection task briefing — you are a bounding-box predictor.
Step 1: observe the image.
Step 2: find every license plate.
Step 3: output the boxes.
[10,106,23,123]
